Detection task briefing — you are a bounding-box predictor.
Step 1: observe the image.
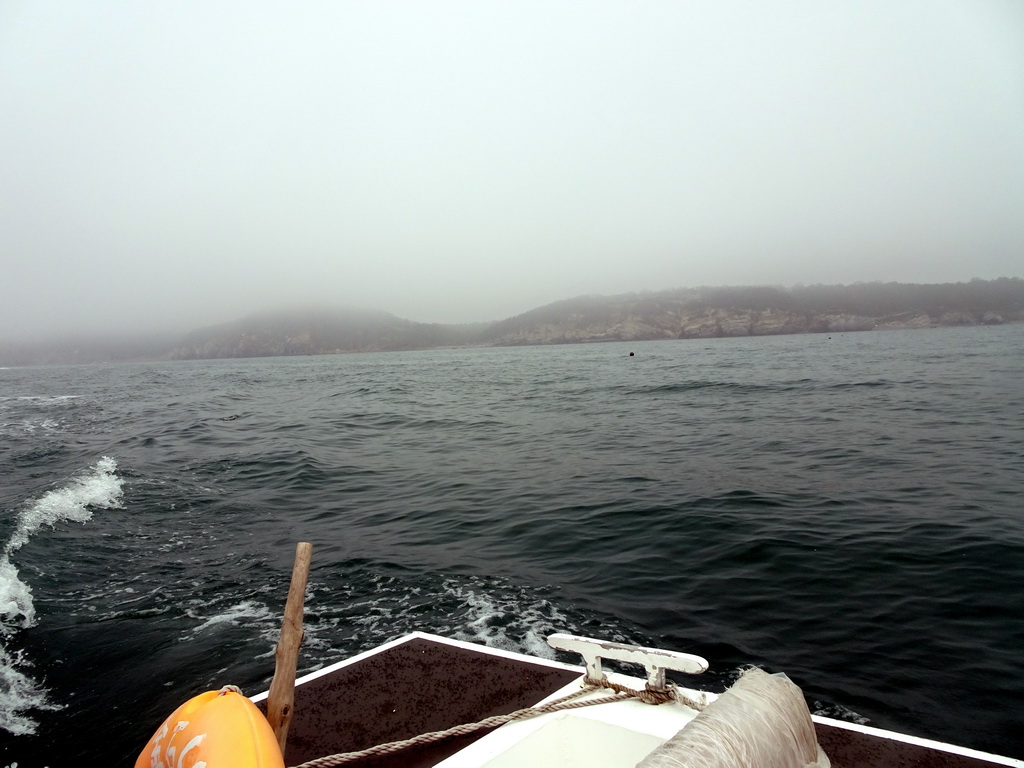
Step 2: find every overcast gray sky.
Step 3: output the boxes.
[2,1,1022,340]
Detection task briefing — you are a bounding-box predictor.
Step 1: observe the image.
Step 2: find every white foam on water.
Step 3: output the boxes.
[0,396,81,437]
[0,647,61,738]
[812,699,870,725]
[447,583,568,660]
[184,599,279,639]
[12,418,62,436]
[3,456,124,562]
[0,457,124,736]
[0,561,35,637]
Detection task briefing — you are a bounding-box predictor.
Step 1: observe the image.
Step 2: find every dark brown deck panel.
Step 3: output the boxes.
[277,637,580,768]
[269,636,1018,768]
[816,721,1014,768]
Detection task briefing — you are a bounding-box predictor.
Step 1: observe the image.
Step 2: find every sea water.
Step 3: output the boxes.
[0,325,1022,765]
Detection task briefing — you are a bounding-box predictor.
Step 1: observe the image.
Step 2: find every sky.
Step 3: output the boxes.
[1,1,1022,340]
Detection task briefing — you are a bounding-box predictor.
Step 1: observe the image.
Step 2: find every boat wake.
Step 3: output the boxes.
[0,457,124,736]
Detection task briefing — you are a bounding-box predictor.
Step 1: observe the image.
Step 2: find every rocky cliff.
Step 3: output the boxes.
[479,280,1023,346]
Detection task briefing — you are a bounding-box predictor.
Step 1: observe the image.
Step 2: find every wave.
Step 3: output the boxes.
[619,380,781,395]
[612,378,897,397]
[0,396,80,404]
[0,457,124,736]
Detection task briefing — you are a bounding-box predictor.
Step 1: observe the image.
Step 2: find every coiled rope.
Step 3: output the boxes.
[291,675,704,768]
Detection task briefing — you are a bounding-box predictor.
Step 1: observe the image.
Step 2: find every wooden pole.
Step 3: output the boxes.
[266,541,313,757]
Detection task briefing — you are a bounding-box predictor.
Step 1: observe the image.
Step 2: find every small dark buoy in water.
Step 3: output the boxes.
[629,351,634,357]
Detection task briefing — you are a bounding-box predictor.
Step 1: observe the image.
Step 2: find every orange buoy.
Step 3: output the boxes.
[135,688,284,768]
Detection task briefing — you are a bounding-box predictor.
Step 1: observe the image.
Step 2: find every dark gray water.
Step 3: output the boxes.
[1,325,1022,765]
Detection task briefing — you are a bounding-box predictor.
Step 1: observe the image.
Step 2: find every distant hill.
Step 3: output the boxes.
[169,308,485,359]
[480,278,1024,345]
[1,278,1021,365]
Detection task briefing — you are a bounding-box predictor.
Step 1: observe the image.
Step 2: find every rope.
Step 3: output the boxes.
[583,674,705,711]
[291,676,703,768]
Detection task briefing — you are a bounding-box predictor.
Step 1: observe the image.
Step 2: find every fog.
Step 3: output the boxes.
[1,1,1022,342]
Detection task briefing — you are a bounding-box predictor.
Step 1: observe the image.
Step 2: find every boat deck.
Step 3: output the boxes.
[253,633,1021,768]
[257,635,580,767]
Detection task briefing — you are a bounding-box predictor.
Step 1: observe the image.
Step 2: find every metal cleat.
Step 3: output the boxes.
[547,633,708,689]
